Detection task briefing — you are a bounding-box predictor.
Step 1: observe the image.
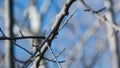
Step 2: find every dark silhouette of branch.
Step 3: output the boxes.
[0,36,45,40]
[13,42,32,55]
[43,57,65,63]
[0,28,6,37]
[80,0,105,13]
[0,28,46,40]
[19,30,24,37]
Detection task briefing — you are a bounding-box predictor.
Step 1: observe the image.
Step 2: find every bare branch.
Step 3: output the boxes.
[56,48,65,58]
[80,0,105,13]
[79,0,120,31]
[23,0,76,67]
[64,19,103,68]
[59,9,78,32]
[13,42,32,55]
[0,28,6,37]
[5,0,15,67]
[43,57,65,63]
[19,30,24,37]
[79,0,119,68]
[47,44,63,68]
[0,36,45,40]
[104,0,119,68]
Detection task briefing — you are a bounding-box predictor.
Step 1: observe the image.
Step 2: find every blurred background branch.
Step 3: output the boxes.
[0,0,120,68]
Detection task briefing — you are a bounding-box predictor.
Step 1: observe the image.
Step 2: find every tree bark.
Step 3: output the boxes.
[5,0,14,68]
[29,0,46,68]
[104,0,119,68]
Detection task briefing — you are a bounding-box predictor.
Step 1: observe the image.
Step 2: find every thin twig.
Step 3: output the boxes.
[47,45,63,68]
[80,0,120,31]
[19,30,24,37]
[56,48,65,58]
[44,57,65,63]
[80,0,105,13]
[13,42,32,55]
[59,9,78,32]
[0,36,45,40]
[0,28,6,36]
[41,48,65,64]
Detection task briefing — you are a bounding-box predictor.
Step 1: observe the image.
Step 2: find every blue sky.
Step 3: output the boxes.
[0,0,118,68]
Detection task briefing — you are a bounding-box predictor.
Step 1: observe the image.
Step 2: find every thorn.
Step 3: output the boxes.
[93,7,106,13]
[103,15,107,21]
[84,9,90,12]
[19,30,24,37]
[0,28,6,37]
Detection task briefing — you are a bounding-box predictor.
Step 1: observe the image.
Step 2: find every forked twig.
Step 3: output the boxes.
[23,0,76,67]
[59,9,78,32]
[47,45,63,68]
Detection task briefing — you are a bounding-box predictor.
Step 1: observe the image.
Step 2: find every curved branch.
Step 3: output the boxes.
[13,42,32,55]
